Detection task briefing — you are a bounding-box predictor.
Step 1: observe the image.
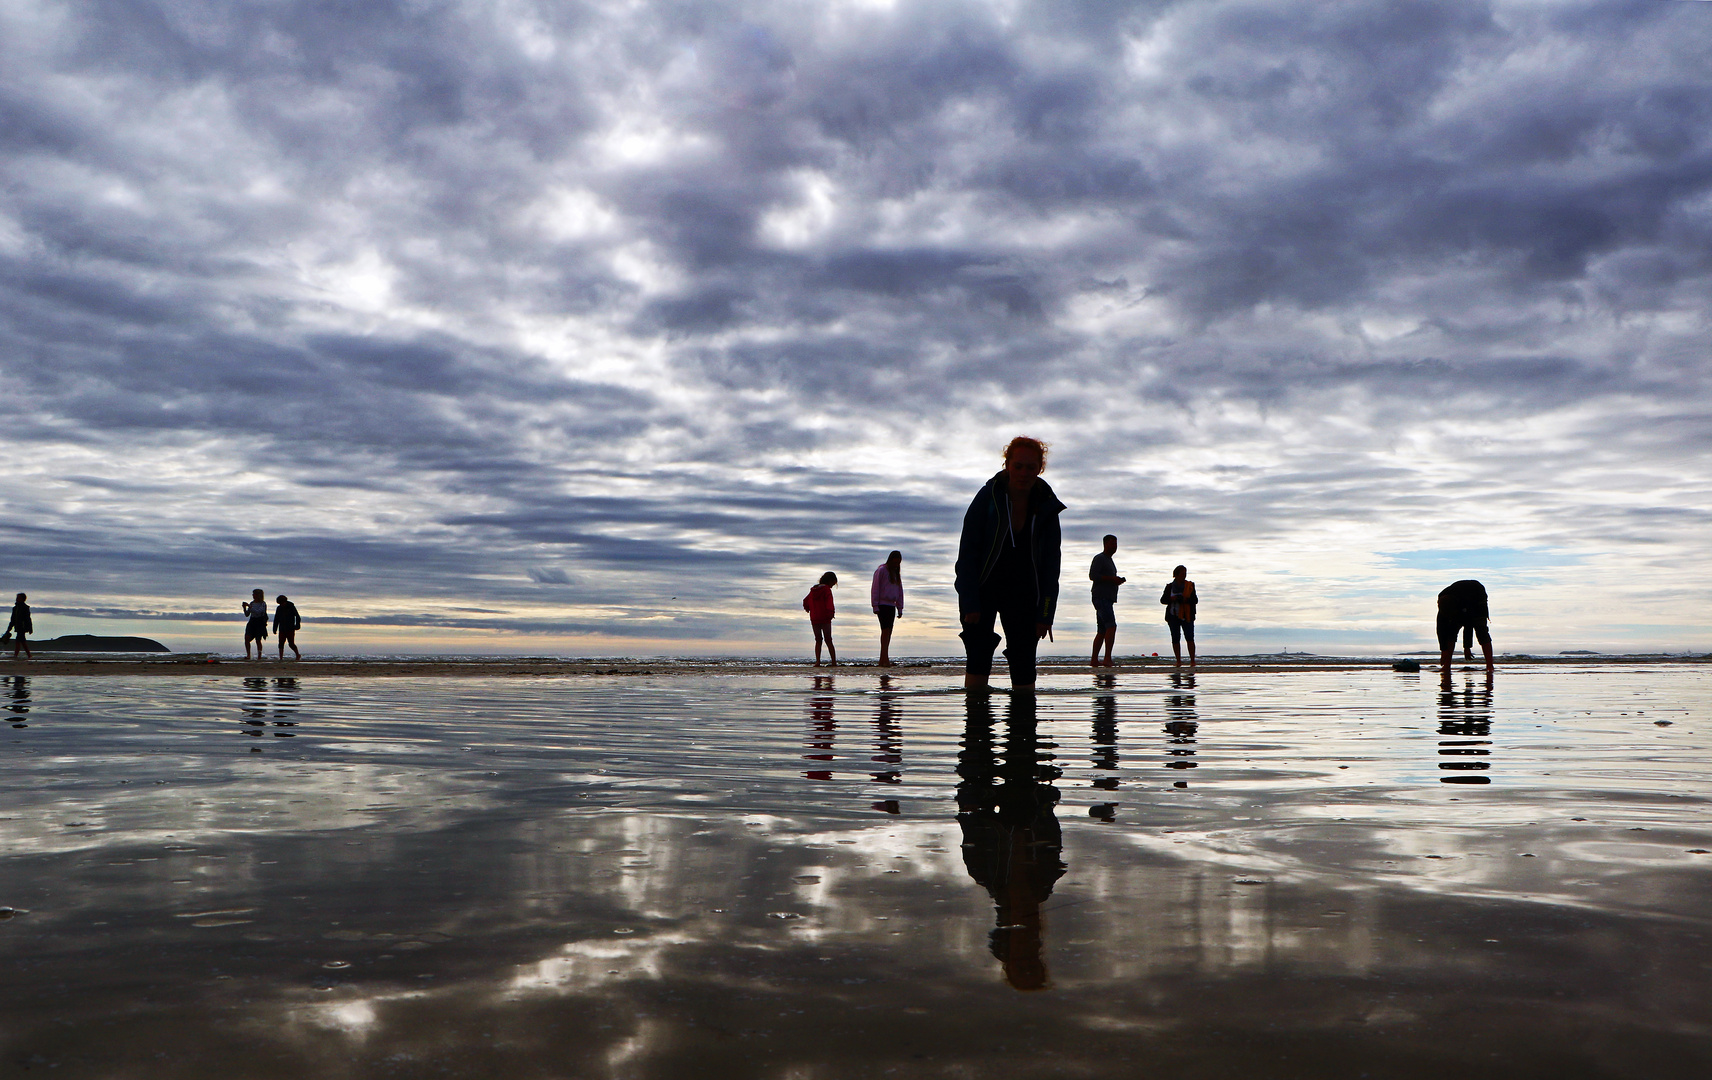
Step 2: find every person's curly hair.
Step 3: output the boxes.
[1003,435,1049,471]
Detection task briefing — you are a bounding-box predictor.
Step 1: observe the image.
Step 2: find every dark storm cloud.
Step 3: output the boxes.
[1,0,1709,649]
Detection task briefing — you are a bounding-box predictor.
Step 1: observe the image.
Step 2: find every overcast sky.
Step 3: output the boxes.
[1,0,1708,657]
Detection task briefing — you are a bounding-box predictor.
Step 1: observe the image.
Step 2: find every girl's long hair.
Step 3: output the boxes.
[885,550,902,584]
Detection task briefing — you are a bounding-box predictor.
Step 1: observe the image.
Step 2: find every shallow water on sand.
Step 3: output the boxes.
[2,665,1709,1078]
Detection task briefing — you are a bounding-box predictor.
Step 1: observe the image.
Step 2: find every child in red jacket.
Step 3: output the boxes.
[803,572,838,666]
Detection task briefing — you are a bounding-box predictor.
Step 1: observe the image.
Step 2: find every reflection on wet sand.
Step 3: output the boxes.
[3,671,1712,1077]
[802,675,835,780]
[957,695,1065,990]
[802,675,907,807]
[1090,672,1119,792]
[239,676,302,739]
[1438,673,1494,784]
[1164,670,1199,782]
[7,675,27,727]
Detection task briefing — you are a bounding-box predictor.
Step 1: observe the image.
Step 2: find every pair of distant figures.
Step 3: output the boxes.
[242,590,303,660]
[1087,535,1198,668]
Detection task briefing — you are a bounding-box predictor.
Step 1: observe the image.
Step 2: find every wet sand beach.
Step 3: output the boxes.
[4,652,1708,677]
[3,664,1710,1077]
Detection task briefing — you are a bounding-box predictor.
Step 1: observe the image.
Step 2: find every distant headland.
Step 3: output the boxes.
[21,635,170,653]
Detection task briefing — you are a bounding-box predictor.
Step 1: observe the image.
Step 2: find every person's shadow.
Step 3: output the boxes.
[956,694,1065,991]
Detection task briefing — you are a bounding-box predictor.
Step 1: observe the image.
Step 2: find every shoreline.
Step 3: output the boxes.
[0,654,1706,677]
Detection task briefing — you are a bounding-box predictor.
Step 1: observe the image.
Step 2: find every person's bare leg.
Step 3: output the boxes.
[879,623,893,666]
[1440,646,1454,680]
[1104,628,1116,666]
[1091,631,1101,666]
[1482,639,1494,673]
[813,627,823,666]
[826,629,837,666]
[964,672,990,693]
[1188,632,1196,667]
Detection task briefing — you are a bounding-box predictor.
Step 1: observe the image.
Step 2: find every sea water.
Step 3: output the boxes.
[2,665,1709,1078]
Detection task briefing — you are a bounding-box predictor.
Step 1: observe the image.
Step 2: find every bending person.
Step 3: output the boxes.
[955,436,1064,693]
[871,551,904,667]
[1437,579,1493,677]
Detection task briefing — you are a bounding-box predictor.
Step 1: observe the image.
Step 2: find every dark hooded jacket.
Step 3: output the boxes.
[954,471,1065,625]
[273,599,301,635]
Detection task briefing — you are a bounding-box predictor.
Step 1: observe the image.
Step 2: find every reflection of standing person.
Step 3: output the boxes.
[803,572,838,667]
[1437,579,1493,677]
[5,593,32,659]
[955,436,1064,693]
[1160,565,1197,667]
[1089,535,1125,667]
[870,551,904,667]
[955,694,1064,991]
[241,589,269,660]
[273,595,302,660]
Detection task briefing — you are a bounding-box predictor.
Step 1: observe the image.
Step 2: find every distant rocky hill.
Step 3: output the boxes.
[15,635,170,653]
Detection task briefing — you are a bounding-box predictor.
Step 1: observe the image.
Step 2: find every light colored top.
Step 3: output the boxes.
[870,564,903,613]
[243,600,268,621]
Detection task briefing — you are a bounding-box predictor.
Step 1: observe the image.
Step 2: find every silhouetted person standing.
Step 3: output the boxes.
[242,589,268,660]
[955,436,1063,693]
[1438,579,1493,677]
[273,595,301,660]
[1160,565,1197,666]
[1089,534,1124,667]
[5,593,32,659]
[803,572,838,666]
[870,551,904,667]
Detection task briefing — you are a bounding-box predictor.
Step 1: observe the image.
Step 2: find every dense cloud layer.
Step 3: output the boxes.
[1,0,1708,654]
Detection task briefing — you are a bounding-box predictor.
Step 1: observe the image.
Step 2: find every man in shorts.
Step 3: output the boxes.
[1089,535,1125,667]
[1437,579,1493,676]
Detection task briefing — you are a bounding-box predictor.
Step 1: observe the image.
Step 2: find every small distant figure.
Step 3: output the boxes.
[954,436,1064,693]
[1160,565,1197,667]
[241,589,269,660]
[1438,579,1492,676]
[803,572,838,667]
[274,595,302,660]
[1089,535,1125,667]
[5,593,32,659]
[870,551,904,667]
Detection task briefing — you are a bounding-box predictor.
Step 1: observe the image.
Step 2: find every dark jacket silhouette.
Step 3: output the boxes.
[954,471,1065,626]
[273,600,301,636]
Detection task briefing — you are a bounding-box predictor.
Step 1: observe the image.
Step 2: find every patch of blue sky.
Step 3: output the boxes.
[1378,548,1584,571]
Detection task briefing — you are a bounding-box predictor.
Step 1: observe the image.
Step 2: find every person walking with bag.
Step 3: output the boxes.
[5,593,32,659]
